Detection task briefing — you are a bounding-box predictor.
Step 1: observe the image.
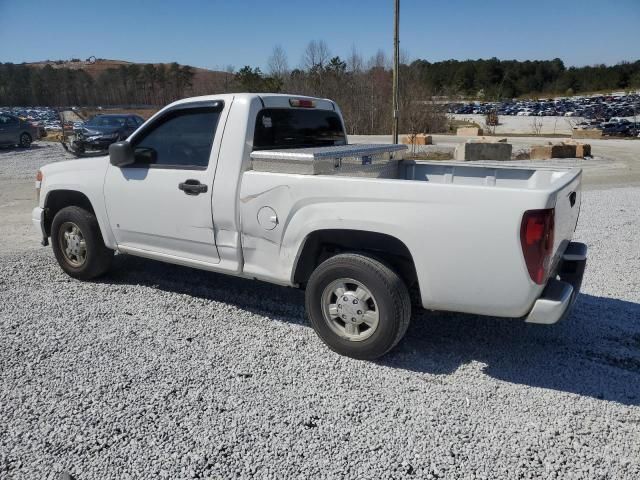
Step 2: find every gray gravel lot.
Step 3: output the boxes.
[1,144,639,479]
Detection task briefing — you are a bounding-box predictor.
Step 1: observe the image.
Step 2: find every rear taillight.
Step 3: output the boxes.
[520,208,555,284]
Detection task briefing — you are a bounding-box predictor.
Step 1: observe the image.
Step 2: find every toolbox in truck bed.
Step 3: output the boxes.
[250,144,407,177]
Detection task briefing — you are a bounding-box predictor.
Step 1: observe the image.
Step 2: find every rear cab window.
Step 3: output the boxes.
[253,108,346,150]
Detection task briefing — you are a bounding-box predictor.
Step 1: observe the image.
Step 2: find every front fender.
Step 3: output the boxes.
[40,157,116,249]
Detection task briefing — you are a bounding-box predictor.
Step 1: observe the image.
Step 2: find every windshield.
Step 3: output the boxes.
[253,108,346,150]
[85,116,127,127]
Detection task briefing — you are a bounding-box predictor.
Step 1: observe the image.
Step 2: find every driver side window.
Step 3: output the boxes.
[131,107,221,169]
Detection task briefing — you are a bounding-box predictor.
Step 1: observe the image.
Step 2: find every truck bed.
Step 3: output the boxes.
[399,160,581,191]
[240,158,582,318]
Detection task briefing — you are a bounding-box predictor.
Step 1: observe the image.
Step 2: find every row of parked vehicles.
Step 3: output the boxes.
[0,106,147,153]
[0,106,61,132]
[449,92,639,120]
[574,118,640,137]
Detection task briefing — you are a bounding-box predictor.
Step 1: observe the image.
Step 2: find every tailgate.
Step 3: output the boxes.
[550,169,582,269]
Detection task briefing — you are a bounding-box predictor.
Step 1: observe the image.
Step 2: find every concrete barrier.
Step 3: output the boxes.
[512,148,531,160]
[454,142,512,161]
[456,127,483,136]
[563,140,591,158]
[402,145,455,160]
[572,128,602,139]
[575,143,591,158]
[402,134,432,146]
[530,143,577,160]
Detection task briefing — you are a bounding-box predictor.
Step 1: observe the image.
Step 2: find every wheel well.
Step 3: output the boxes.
[293,229,419,290]
[43,190,95,236]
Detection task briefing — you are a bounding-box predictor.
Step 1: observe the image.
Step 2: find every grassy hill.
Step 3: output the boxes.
[24,58,231,90]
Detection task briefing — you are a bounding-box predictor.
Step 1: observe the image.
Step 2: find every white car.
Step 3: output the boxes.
[32,94,587,359]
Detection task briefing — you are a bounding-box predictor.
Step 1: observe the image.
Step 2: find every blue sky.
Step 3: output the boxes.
[1,0,638,71]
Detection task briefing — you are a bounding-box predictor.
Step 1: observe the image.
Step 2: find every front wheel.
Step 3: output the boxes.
[51,206,113,280]
[305,253,411,360]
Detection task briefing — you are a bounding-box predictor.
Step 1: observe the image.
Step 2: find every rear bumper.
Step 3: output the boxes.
[525,242,587,324]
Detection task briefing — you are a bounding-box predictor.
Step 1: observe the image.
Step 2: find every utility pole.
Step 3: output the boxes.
[392,0,400,144]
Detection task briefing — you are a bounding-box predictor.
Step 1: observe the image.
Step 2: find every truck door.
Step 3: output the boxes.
[104,100,226,264]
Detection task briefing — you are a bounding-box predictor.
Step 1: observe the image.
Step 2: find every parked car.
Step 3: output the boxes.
[602,123,631,136]
[32,93,588,360]
[73,114,145,153]
[0,112,40,147]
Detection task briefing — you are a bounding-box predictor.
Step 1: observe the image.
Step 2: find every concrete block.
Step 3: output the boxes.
[552,144,577,158]
[454,142,512,161]
[402,134,432,146]
[572,128,602,139]
[419,145,455,160]
[457,127,483,136]
[529,145,553,160]
[417,134,432,145]
[575,143,591,158]
[562,140,591,158]
[512,148,531,160]
[530,144,577,160]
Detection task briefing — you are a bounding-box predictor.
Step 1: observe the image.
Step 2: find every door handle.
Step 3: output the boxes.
[178,179,208,195]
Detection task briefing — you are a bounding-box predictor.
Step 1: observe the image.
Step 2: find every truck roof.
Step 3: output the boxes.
[167,93,336,111]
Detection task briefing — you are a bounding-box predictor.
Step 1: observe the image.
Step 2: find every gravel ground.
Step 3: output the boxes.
[0,143,75,182]
[0,145,639,479]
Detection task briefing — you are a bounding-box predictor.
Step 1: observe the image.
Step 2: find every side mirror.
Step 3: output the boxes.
[109,141,135,167]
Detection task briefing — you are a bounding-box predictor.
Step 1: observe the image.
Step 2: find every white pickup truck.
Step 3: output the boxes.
[32,93,587,360]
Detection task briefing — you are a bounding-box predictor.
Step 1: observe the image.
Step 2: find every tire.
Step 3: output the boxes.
[19,133,32,148]
[305,253,411,360]
[51,206,113,280]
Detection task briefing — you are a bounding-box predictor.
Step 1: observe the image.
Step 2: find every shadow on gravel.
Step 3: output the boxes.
[387,295,640,405]
[104,254,640,405]
[104,253,307,323]
[0,144,48,153]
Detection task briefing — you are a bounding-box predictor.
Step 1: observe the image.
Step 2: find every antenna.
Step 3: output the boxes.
[392,0,400,144]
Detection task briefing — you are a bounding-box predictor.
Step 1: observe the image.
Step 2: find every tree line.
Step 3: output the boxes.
[1,44,639,135]
[0,62,197,107]
[409,57,640,99]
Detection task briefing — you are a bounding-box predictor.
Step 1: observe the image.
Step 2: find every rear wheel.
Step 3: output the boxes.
[305,253,411,360]
[51,206,113,280]
[19,133,32,148]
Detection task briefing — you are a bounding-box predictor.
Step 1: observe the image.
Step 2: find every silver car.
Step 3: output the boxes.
[0,113,40,148]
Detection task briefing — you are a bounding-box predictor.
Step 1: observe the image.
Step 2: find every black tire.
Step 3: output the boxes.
[305,253,411,360]
[51,206,113,280]
[19,133,32,148]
